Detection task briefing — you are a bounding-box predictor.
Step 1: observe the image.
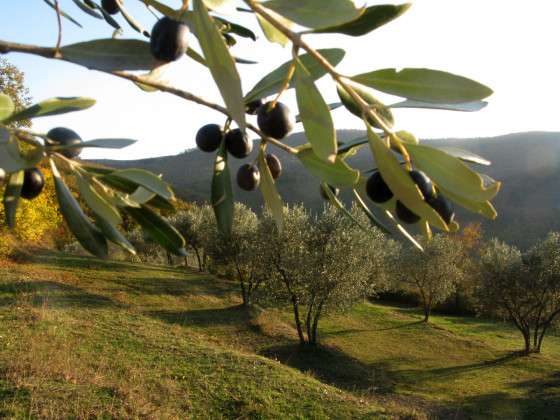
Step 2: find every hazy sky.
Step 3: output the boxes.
[2,0,560,160]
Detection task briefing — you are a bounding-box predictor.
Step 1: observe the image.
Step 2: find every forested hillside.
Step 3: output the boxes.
[90,131,560,249]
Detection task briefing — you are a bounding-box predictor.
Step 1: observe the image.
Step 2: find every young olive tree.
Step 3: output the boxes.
[475,234,560,355]
[395,234,463,322]
[0,1,499,258]
[206,202,263,306]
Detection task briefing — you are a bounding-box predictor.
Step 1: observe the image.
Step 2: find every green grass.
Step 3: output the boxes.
[1,249,559,419]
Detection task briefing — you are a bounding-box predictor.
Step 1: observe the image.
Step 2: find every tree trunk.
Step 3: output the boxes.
[291,294,306,346]
[310,301,324,346]
[523,331,531,356]
[236,265,249,306]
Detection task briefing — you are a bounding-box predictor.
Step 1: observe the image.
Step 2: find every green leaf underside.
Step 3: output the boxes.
[193,0,246,132]
[245,49,345,102]
[102,169,174,201]
[51,160,108,259]
[264,0,364,28]
[96,216,136,255]
[129,186,155,204]
[352,189,392,235]
[3,97,96,123]
[439,186,497,220]
[367,128,448,231]
[351,68,493,104]
[297,149,359,189]
[0,131,43,173]
[439,147,491,165]
[256,9,292,46]
[211,139,234,235]
[78,138,137,149]
[405,143,499,202]
[0,94,15,120]
[74,170,122,225]
[72,0,102,19]
[4,170,23,229]
[311,3,412,36]
[59,39,154,71]
[126,205,187,256]
[202,0,236,14]
[258,153,283,235]
[43,0,83,28]
[389,99,488,112]
[337,82,394,129]
[295,59,337,163]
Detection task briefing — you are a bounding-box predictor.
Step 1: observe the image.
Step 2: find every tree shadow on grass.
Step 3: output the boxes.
[0,280,116,308]
[146,304,252,328]
[323,321,425,337]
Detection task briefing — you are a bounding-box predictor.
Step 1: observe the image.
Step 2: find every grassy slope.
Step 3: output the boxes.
[1,250,559,419]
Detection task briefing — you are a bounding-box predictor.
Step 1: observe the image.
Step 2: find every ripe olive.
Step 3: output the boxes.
[366,170,393,203]
[0,168,6,189]
[101,0,122,15]
[427,194,454,224]
[245,98,266,115]
[395,200,421,224]
[319,184,339,200]
[225,129,252,159]
[21,167,44,200]
[257,101,294,139]
[236,164,260,191]
[196,124,223,152]
[47,127,83,159]
[150,16,190,62]
[265,154,282,180]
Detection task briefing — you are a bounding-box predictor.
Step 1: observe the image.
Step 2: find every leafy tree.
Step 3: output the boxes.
[396,234,463,322]
[0,57,31,128]
[475,234,560,355]
[205,203,263,306]
[0,1,499,258]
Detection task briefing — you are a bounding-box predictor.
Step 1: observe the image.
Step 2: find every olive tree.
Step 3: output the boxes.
[0,57,31,129]
[206,202,264,306]
[475,234,560,355]
[395,234,463,322]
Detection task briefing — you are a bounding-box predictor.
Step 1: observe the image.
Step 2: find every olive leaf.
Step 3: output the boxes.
[258,153,283,235]
[3,170,23,229]
[337,82,394,129]
[211,139,234,234]
[0,94,15,121]
[263,0,364,28]
[3,97,96,124]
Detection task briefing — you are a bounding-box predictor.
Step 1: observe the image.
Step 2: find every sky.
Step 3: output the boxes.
[2,0,560,160]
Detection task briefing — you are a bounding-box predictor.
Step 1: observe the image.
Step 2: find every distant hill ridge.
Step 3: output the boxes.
[89,131,560,250]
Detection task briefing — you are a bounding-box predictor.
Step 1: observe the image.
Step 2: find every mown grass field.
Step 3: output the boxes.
[1,248,559,419]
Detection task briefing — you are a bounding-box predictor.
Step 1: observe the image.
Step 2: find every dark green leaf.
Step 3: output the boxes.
[0,94,15,120]
[351,68,493,104]
[405,143,499,202]
[146,194,175,211]
[3,170,23,229]
[87,1,121,29]
[51,160,108,259]
[311,3,412,36]
[193,0,246,131]
[116,2,151,37]
[102,169,174,201]
[215,17,257,40]
[72,0,103,19]
[294,59,337,163]
[389,99,488,112]
[337,82,394,129]
[367,127,447,230]
[438,186,497,219]
[211,139,234,234]
[43,0,83,28]
[138,0,175,16]
[3,97,96,123]
[245,49,345,102]
[297,148,359,189]
[74,170,122,225]
[258,153,283,234]
[264,0,363,28]
[126,205,188,256]
[96,216,136,255]
[59,39,154,71]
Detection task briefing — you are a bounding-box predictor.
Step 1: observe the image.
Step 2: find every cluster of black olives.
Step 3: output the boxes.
[196,99,294,191]
[365,169,454,225]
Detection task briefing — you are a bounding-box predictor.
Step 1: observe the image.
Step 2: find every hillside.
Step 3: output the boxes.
[90,131,560,249]
[1,250,559,419]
